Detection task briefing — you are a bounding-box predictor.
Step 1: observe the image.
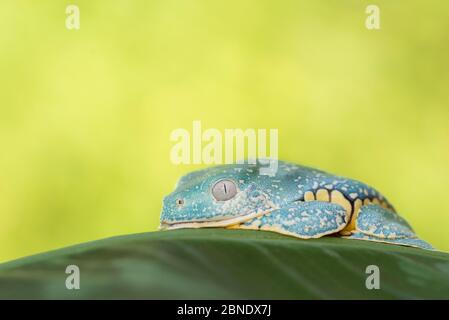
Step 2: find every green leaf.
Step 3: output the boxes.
[1,229,448,299]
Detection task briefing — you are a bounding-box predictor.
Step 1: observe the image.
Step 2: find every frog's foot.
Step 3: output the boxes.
[237,201,348,239]
[343,204,434,250]
[343,232,434,250]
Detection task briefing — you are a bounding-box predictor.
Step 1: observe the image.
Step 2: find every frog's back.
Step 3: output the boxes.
[272,161,395,212]
[174,160,394,210]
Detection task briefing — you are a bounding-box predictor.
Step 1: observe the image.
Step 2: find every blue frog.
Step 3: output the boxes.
[160,160,433,250]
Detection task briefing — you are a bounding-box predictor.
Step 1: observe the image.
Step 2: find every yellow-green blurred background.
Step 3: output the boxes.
[1,1,448,262]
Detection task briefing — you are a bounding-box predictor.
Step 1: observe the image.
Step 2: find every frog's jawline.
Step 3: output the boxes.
[159,209,275,231]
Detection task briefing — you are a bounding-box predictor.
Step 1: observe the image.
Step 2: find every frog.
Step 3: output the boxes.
[160,160,433,250]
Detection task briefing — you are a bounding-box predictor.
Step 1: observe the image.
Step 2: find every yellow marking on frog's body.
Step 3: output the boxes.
[381,201,393,211]
[363,198,371,205]
[304,191,315,201]
[316,189,330,202]
[339,230,353,236]
[330,190,352,222]
[342,198,363,234]
[372,198,381,205]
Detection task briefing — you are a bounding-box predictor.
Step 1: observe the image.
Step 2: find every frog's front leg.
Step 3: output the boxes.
[238,201,348,239]
[343,204,434,250]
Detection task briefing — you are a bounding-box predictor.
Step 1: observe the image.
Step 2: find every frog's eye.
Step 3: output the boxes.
[212,179,237,201]
[176,199,184,206]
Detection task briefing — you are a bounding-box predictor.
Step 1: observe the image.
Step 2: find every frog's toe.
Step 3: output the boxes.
[241,201,348,239]
[343,231,434,250]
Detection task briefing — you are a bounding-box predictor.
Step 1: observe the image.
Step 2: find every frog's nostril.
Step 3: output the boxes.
[176,199,184,206]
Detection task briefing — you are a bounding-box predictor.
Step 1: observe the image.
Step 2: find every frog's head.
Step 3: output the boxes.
[160,164,277,230]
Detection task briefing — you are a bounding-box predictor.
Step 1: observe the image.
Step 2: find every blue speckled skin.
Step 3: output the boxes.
[160,160,433,250]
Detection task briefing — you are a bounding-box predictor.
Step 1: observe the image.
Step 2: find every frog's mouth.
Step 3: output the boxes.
[159,209,274,231]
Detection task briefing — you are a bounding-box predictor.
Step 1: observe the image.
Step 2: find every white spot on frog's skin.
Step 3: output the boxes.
[325,184,333,189]
[312,182,319,189]
[349,193,358,199]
